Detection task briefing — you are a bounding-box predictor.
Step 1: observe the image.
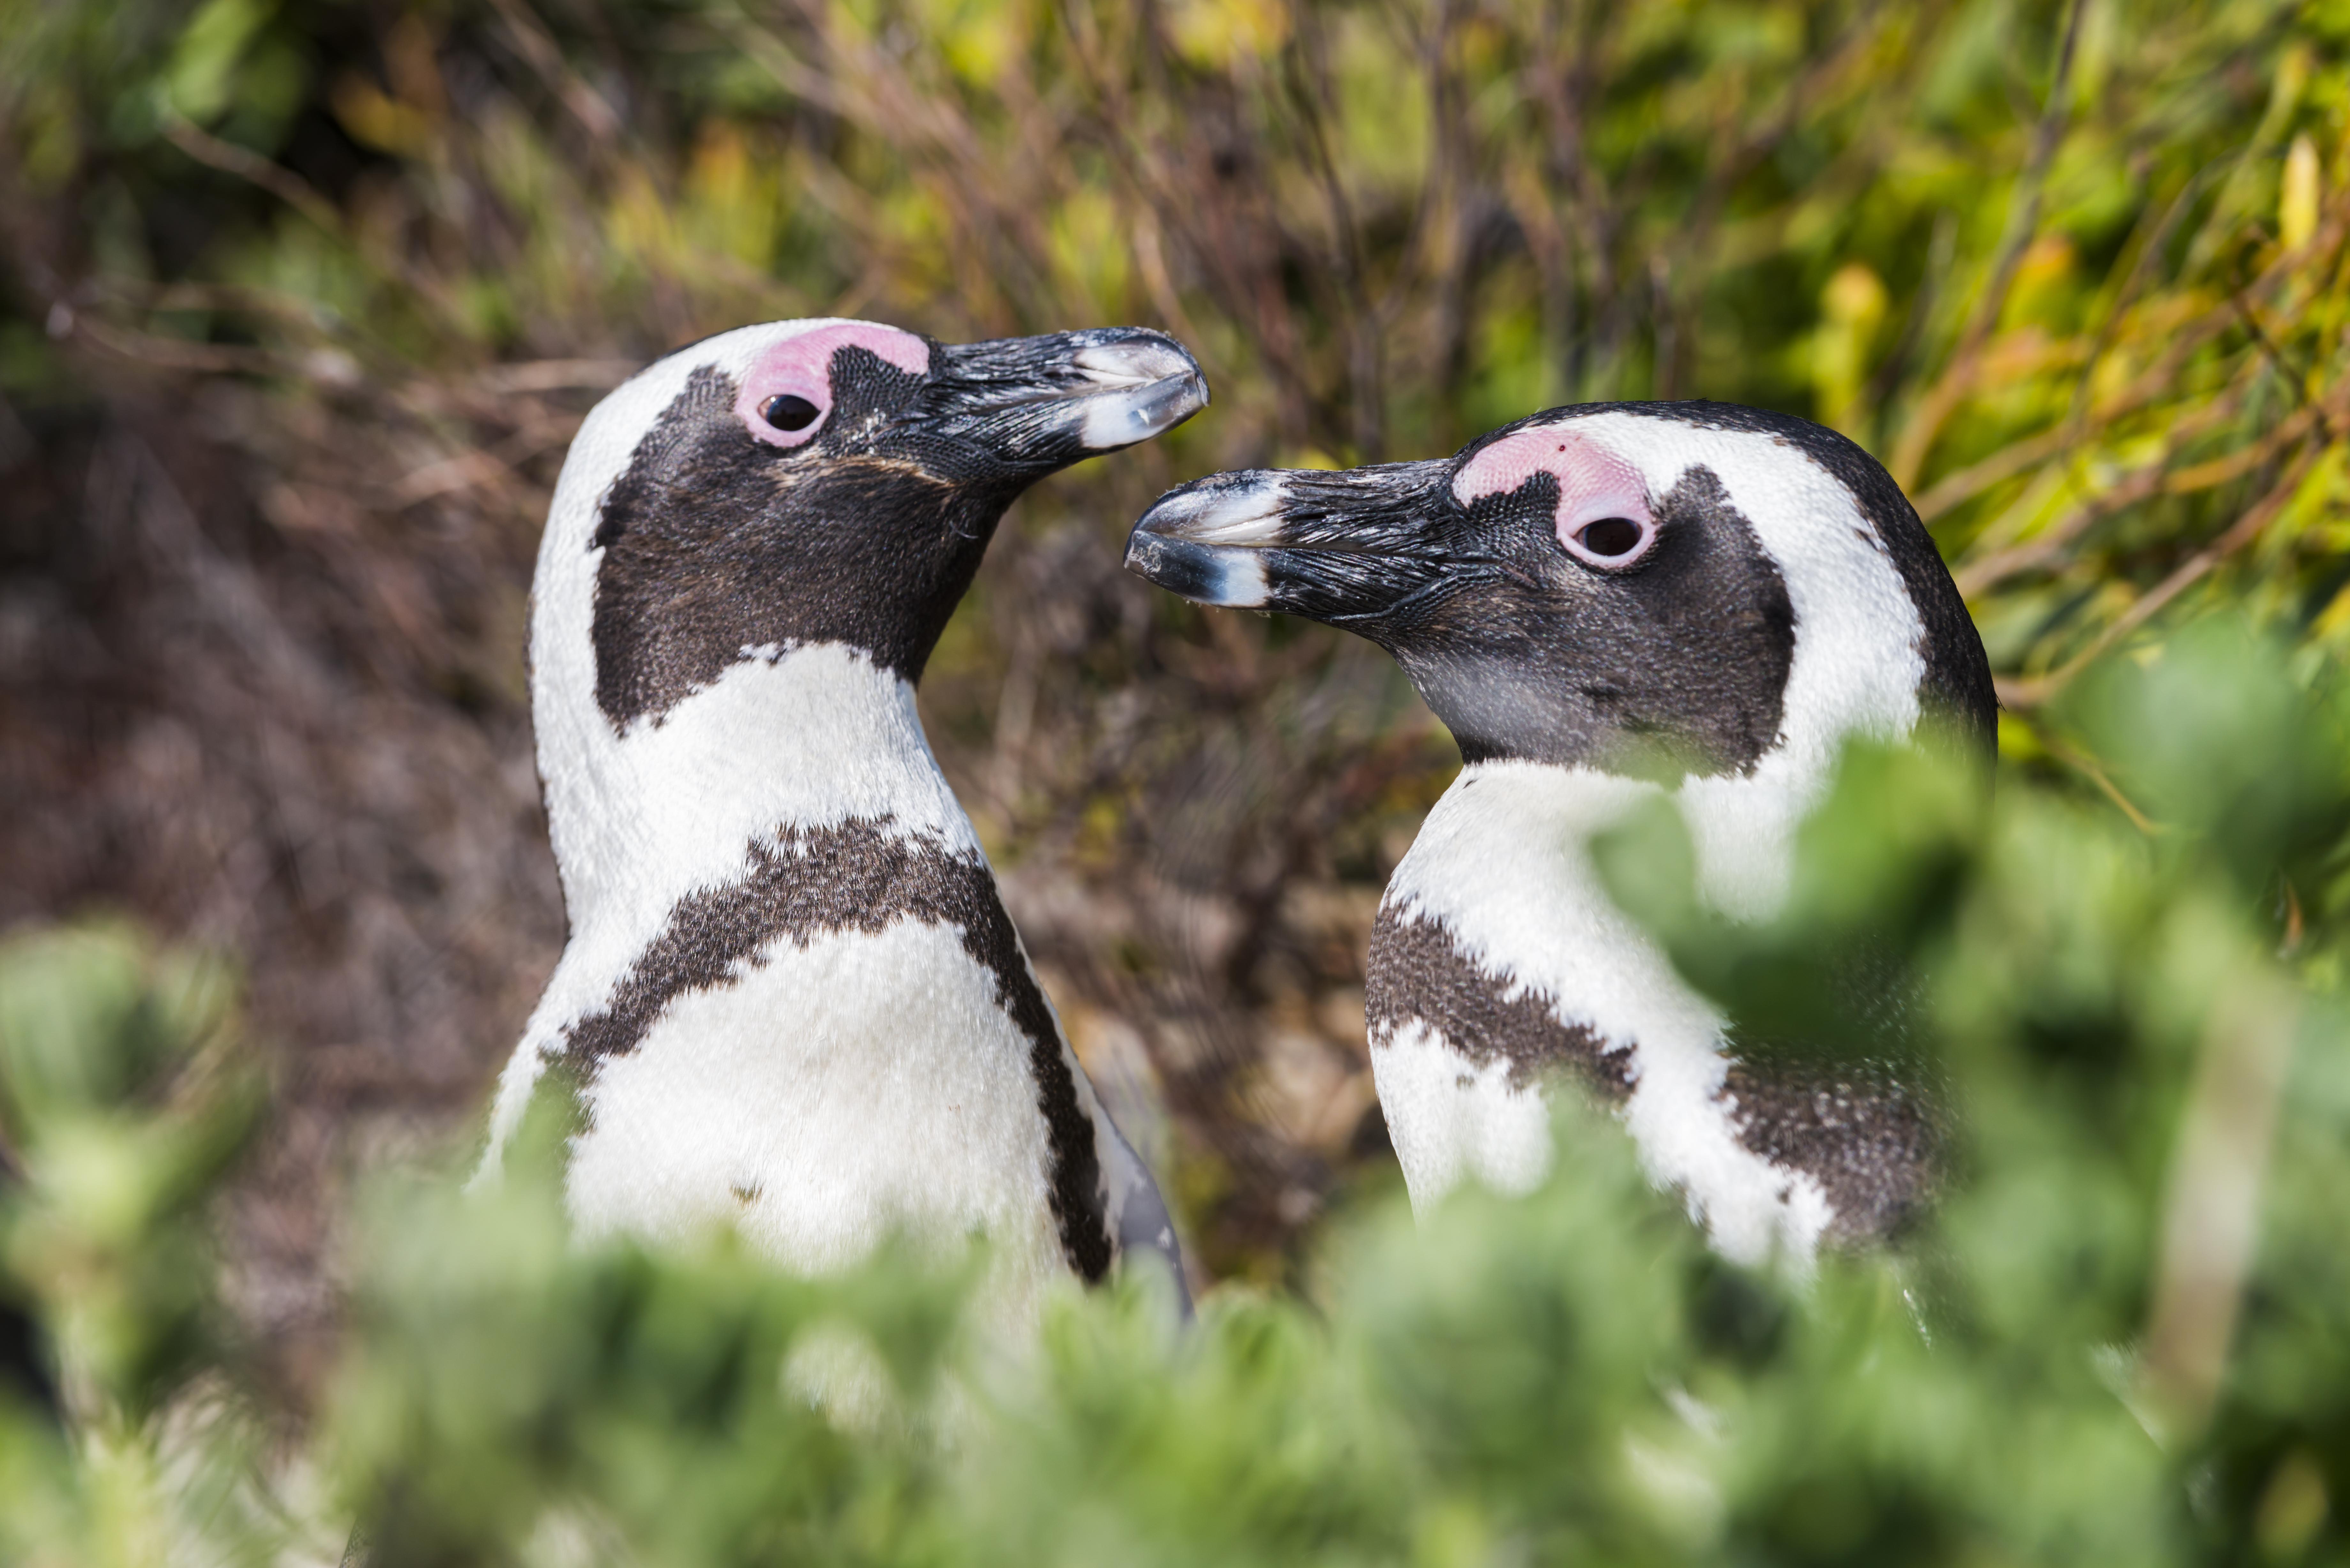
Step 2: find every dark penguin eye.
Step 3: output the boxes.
[1577,517,1644,557]
[760,393,821,432]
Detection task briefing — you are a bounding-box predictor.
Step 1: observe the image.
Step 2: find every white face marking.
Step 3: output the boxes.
[1543,411,1926,915]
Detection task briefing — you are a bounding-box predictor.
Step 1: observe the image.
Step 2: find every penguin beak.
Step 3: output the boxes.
[1124,462,1458,622]
[913,328,1209,472]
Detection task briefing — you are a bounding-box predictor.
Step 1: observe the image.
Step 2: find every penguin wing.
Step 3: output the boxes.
[1098,1119,1192,1320]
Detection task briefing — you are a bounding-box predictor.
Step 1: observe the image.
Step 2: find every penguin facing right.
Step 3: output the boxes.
[1125,403,1995,1265]
[480,318,1207,1327]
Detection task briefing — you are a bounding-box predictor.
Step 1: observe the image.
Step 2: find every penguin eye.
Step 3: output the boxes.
[1578,518,1642,556]
[761,394,820,432]
[1561,513,1658,570]
[735,362,838,450]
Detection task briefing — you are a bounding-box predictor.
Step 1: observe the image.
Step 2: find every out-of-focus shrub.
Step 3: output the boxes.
[0,923,274,1567]
[1,620,2343,1565]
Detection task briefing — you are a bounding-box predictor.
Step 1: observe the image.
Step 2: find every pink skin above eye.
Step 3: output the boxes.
[732,323,933,449]
[1452,426,1657,568]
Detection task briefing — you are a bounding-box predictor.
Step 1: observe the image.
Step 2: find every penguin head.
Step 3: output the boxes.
[541,319,1208,734]
[1127,402,1992,780]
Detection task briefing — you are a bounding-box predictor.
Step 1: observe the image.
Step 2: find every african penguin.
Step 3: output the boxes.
[482,319,1207,1323]
[1126,403,1995,1265]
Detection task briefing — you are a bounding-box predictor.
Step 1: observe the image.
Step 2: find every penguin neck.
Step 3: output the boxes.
[536,640,977,944]
[1387,748,1835,1003]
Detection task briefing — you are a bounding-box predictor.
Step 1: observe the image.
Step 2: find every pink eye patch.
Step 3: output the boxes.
[1453,426,1658,569]
[733,323,932,449]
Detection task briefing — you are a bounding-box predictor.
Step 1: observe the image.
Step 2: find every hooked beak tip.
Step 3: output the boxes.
[1126,471,1289,607]
[1067,334,1208,451]
[1123,527,1272,608]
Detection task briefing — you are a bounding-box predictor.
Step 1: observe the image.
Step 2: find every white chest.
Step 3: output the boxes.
[1370,764,1836,1266]
[479,640,1115,1314]
[562,918,1069,1291]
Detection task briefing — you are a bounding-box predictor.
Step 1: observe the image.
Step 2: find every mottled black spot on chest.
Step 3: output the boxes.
[1718,1057,1941,1246]
[1366,904,1634,1100]
[558,817,1115,1280]
[1717,937,1944,1247]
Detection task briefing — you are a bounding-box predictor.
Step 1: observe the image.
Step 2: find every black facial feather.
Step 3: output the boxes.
[1370,464,1796,776]
[589,349,1024,729]
[556,816,1116,1281]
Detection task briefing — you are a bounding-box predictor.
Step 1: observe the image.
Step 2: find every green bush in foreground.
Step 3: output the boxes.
[2,618,2346,1566]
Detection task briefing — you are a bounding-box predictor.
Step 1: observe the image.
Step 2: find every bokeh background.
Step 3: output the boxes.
[3,0,2344,1406]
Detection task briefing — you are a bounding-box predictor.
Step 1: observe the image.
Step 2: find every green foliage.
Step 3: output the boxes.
[0,924,257,1421]
[2,623,2346,1565]
[0,925,271,1567]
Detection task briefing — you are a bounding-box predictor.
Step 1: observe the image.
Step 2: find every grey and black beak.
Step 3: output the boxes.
[1124,460,1461,623]
[920,328,1209,473]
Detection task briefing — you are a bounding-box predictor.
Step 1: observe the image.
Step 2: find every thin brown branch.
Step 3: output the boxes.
[1917,253,2307,528]
[469,359,638,396]
[2229,289,2336,441]
[162,116,345,237]
[1951,384,2264,595]
[1957,463,2170,599]
[1284,8,1384,458]
[2025,720,2164,835]
[488,0,624,147]
[2058,163,2222,436]
[71,313,309,380]
[383,418,577,508]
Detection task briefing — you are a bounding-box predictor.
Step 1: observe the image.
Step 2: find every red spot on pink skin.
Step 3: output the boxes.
[1453,427,1656,565]
[734,323,932,449]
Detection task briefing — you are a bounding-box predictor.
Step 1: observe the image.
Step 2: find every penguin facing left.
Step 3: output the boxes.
[482,319,1207,1323]
[1127,402,1995,1267]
